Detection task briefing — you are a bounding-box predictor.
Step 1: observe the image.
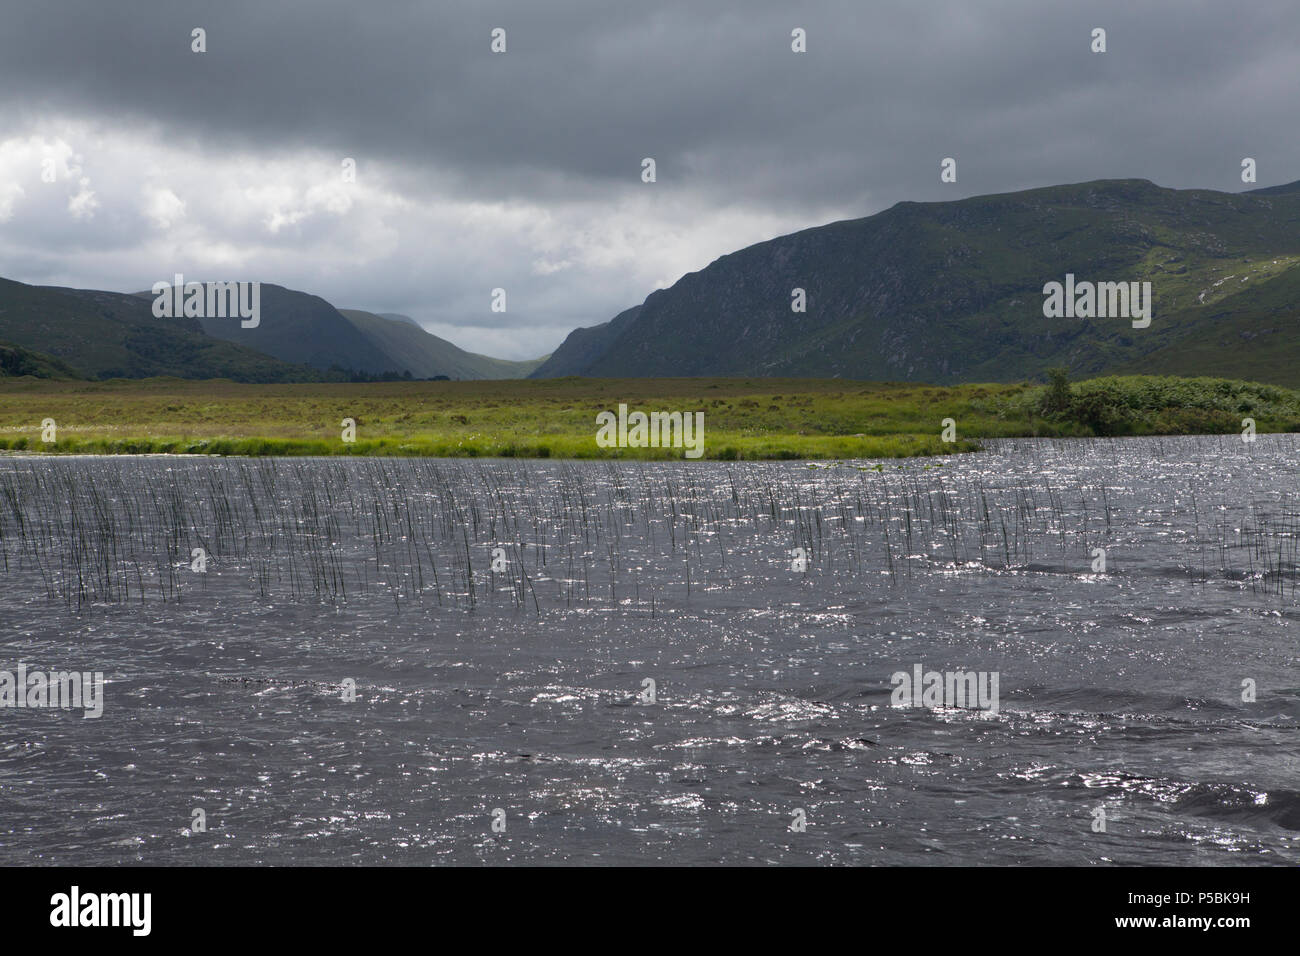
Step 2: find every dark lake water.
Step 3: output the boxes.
[1,436,1297,865]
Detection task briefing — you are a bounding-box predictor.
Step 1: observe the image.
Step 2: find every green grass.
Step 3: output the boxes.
[0,374,1295,460]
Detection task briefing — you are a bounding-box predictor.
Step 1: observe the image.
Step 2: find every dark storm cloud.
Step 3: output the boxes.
[5,0,1297,202]
[1,0,1297,355]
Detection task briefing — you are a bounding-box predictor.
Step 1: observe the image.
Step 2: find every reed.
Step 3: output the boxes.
[1,433,1296,612]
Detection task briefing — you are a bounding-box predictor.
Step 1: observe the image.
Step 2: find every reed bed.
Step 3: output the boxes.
[0,434,1296,612]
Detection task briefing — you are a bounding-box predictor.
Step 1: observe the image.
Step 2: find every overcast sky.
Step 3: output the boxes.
[1,0,1295,358]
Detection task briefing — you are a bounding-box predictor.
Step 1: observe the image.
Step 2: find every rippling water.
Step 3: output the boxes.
[1,435,1297,865]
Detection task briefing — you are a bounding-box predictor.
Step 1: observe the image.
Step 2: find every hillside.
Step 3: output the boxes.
[0,276,547,382]
[532,178,1300,387]
[532,305,642,378]
[337,309,547,379]
[0,340,86,379]
[185,284,397,375]
[377,312,423,328]
[0,278,321,381]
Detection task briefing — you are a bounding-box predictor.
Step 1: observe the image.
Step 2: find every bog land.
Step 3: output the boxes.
[1,374,1297,460]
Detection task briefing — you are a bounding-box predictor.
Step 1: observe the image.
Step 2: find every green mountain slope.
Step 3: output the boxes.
[184,284,398,374]
[0,276,546,382]
[1111,261,1300,383]
[338,309,547,379]
[534,178,1300,387]
[377,312,423,329]
[530,305,642,378]
[0,340,86,379]
[0,278,319,381]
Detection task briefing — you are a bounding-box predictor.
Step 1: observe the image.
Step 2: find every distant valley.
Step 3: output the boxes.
[4,177,1299,387]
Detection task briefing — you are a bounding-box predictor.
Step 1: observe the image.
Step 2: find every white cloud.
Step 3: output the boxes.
[0,117,849,357]
[0,181,22,222]
[142,186,185,229]
[67,176,99,219]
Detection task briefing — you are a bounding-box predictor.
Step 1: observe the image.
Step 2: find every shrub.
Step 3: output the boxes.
[1068,389,1130,436]
[1040,367,1073,416]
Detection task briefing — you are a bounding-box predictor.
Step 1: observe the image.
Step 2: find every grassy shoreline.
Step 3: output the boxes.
[1,374,1296,460]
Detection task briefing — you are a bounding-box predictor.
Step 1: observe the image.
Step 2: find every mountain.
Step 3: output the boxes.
[141,284,545,379]
[377,312,423,329]
[0,277,544,382]
[531,305,642,378]
[0,278,320,381]
[185,284,398,374]
[531,178,1300,387]
[337,309,548,379]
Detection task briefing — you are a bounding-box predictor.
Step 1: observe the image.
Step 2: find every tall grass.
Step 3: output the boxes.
[0,434,1296,612]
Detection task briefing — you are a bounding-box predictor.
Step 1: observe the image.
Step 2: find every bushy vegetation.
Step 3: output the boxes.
[1022,371,1300,437]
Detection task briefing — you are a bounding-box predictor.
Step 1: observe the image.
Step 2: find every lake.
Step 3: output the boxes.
[0,436,1297,865]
